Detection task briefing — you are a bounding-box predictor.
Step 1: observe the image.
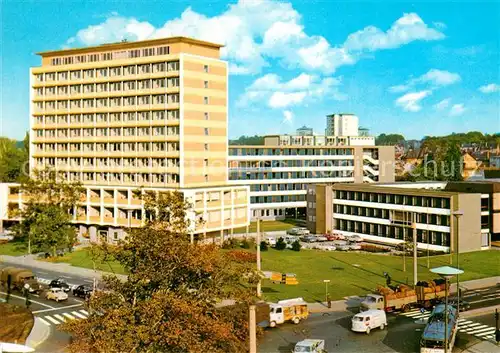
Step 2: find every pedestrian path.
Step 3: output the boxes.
[400,309,497,342]
[37,309,89,326]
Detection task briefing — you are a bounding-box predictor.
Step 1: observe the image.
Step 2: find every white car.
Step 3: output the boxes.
[337,244,350,251]
[315,235,328,242]
[265,236,276,247]
[348,242,362,250]
[321,245,337,251]
[349,235,363,242]
[294,339,325,353]
[46,287,68,302]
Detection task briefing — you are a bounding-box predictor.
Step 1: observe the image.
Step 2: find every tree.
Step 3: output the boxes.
[13,169,83,256]
[275,237,287,250]
[0,137,28,182]
[375,133,405,146]
[259,241,268,251]
[229,135,265,145]
[61,191,258,353]
[291,240,301,252]
[442,142,463,181]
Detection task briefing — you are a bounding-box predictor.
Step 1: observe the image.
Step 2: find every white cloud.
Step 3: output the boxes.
[433,22,447,30]
[449,103,466,116]
[344,13,445,52]
[240,73,345,108]
[434,98,451,111]
[66,4,444,75]
[389,69,461,93]
[283,110,293,123]
[395,90,432,112]
[479,83,500,93]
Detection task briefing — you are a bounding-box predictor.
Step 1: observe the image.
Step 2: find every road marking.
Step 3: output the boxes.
[470,327,495,335]
[54,314,66,322]
[0,291,54,308]
[32,303,83,314]
[45,315,60,325]
[38,271,49,275]
[463,325,489,333]
[83,279,93,283]
[475,328,496,337]
[72,311,86,319]
[39,317,51,326]
[63,313,75,320]
[80,309,89,315]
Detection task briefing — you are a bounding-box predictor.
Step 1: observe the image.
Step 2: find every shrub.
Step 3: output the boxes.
[240,237,255,249]
[259,241,268,251]
[275,237,287,250]
[291,240,301,252]
[222,238,239,249]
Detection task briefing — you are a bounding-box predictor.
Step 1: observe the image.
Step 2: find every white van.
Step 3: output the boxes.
[351,309,387,334]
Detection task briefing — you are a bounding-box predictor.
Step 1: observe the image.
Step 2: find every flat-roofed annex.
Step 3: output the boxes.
[35,36,224,57]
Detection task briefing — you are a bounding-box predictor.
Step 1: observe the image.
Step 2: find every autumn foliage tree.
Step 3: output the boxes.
[62,190,258,353]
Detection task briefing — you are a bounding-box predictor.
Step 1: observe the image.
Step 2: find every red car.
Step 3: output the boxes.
[324,233,346,241]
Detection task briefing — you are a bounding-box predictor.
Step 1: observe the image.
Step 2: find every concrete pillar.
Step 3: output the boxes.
[89,226,98,243]
[220,229,224,245]
[190,233,194,244]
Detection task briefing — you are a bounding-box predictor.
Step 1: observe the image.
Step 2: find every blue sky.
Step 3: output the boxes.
[1,0,499,140]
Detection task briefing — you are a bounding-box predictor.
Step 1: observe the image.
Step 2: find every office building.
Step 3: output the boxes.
[0,37,250,241]
[296,126,313,136]
[325,113,358,136]
[228,134,395,220]
[307,181,500,252]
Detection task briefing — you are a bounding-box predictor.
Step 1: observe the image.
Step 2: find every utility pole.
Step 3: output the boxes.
[256,217,261,298]
[453,210,463,313]
[412,213,418,285]
[403,211,406,272]
[495,309,499,345]
[249,305,257,353]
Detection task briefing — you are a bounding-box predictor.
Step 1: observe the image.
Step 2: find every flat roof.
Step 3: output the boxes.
[332,183,459,197]
[36,36,224,57]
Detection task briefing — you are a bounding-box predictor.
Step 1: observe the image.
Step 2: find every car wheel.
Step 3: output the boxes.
[270,321,277,328]
[293,317,300,324]
[380,323,385,330]
[401,304,410,313]
[366,327,371,335]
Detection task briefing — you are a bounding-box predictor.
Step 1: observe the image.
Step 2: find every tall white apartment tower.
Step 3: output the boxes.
[325,113,359,136]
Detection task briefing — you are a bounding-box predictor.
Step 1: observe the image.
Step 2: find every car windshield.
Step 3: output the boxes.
[294,346,311,352]
[353,316,364,322]
[365,297,376,303]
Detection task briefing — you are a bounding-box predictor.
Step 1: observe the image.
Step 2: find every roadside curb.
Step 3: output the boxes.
[461,304,500,319]
[26,317,51,349]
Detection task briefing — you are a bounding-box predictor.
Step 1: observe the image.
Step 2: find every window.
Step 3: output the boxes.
[204,143,209,151]
[142,48,155,57]
[129,49,141,58]
[167,77,179,87]
[204,112,209,120]
[158,46,169,55]
[98,68,108,77]
[204,81,209,88]
[153,63,165,73]
[204,65,209,73]
[125,65,136,75]
[204,128,209,136]
[204,97,209,104]
[101,52,112,61]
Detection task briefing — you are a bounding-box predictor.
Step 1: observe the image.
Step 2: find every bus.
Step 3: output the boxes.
[420,304,458,353]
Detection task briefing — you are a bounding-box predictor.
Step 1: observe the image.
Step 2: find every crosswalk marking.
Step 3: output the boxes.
[39,317,51,326]
[400,309,497,343]
[45,315,60,324]
[54,314,66,322]
[71,311,86,319]
[80,309,89,315]
[63,313,75,320]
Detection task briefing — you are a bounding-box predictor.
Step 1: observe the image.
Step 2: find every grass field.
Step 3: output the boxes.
[46,249,127,275]
[0,241,28,256]
[260,249,500,302]
[233,219,303,234]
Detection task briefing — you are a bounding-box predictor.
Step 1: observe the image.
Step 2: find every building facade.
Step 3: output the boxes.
[0,37,250,241]
[325,113,359,136]
[307,181,499,252]
[296,126,313,136]
[228,135,395,220]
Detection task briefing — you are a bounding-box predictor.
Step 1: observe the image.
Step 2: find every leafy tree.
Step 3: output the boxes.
[229,135,264,145]
[275,237,287,250]
[442,142,463,181]
[259,241,268,251]
[13,169,83,256]
[61,191,258,353]
[375,133,405,146]
[0,137,28,182]
[291,240,301,252]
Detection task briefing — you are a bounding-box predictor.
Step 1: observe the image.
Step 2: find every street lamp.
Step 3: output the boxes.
[452,210,464,313]
[323,279,331,307]
[431,266,464,353]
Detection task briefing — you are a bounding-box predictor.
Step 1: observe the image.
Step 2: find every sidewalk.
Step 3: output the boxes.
[462,340,500,353]
[26,317,51,349]
[0,254,127,281]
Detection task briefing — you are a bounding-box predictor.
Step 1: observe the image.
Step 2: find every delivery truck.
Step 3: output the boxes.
[264,297,309,327]
[0,267,42,294]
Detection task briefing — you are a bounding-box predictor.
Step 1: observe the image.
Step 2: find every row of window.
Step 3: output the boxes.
[34,94,181,110]
[44,59,178,75]
[35,126,180,138]
[34,110,180,125]
[333,205,451,227]
[34,77,181,96]
[33,157,180,169]
[229,148,355,156]
[231,160,355,169]
[33,142,180,153]
[250,195,306,204]
[249,183,308,192]
[51,171,180,185]
[229,170,354,180]
[334,190,451,209]
[334,219,450,246]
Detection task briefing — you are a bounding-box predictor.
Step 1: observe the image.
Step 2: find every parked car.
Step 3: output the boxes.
[324,234,337,241]
[351,309,387,334]
[294,339,326,353]
[348,235,363,242]
[302,235,317,243]
[265,236,277,247]
[73,284,93,299]
[337,244,351,251]
[49,278,71,292]
[315,235,328,242]
[284,235,299,244]
[287,228,300,235]
[321,245,337,251]
[348,242,362,250]
[46,287,68,302]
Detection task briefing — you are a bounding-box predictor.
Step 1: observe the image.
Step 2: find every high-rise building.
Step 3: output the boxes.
[325,113,359,136]
[1,37,250,242]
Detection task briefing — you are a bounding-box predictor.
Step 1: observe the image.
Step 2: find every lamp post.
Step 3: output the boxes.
[431,266,464,353]
[323,279,330,307]
[256,218,261,298]
[452,210,464,313]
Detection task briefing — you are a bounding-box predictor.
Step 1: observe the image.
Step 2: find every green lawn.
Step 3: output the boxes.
[46,249,127,275]
[233,219,303,234]
[0,241,28,256]
[260,249,500,302]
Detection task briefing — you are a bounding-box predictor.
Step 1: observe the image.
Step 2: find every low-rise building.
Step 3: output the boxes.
[307,181,499,252]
